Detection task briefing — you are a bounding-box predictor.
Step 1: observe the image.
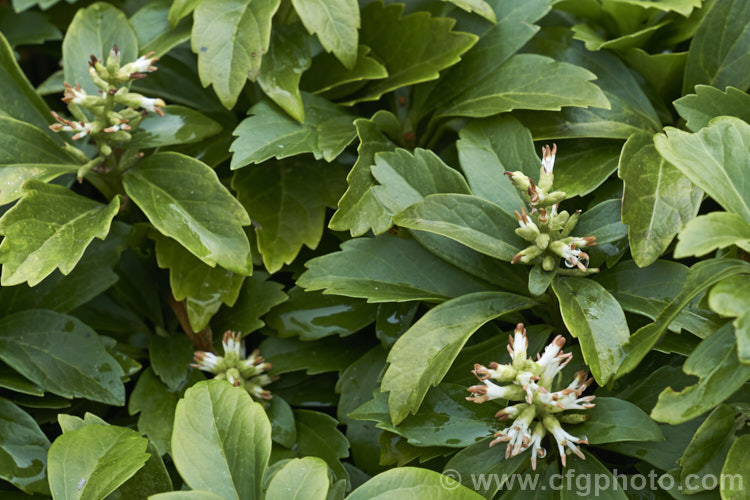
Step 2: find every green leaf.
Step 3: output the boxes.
[122,152,252,275]
[551,139,622,198]
[675,212,750,258]
[292,0,359,69]
[230,93,356,167]
[617,258,750,378]
[654,117,750,222]
[213,271,288,334]
[605,0,701,16]
[302,45,388,98]
[709,275,750,363]
[679,404,735,482]
[347,467,484,500]
[62,3,138,95]
[552,277,630,385]
[297,234,495,303]
[232,160,346,273]
[651,323,750,424]
[191,0,280,108]
[571,21,668,52]
[260,335,373,375]
[443,0,496,22]
[0,180,119,286]
[0,397,50,495]
[456,115,539,213]
[168,0,201,28]
[619,131,702,267]
[436,54,610,119]
[151,492,226,500]
[393,194,526,262]
[0,32,57,136]
[382,291,537,424]
[130,105,223,149]
[0,310,125,405]
[328,111,399,237]
[294,410,350,485]
[568,397,663,444]
[674,85,750,132]
[0,6,61,47]
[47,424,149,500]
[620,49,688,105]
[683,0,750,93]
[560,452,628,500]
[267,396,297,448]
[575,198,628,245]
[148,334,195,391]
[129,0,191,57]
[345,1,477,104]
[258,25,312,123]
[266,457,330,500]
[266,287,377,341]
[721,434,750,500]
[153,233,244,331]
[0,116,80,206]
[172,380,272,500]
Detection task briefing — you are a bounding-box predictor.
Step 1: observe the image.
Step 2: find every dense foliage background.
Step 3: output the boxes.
[1,0,749,498]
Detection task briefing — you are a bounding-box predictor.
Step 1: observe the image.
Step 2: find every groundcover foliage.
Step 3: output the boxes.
[0,0,749,498]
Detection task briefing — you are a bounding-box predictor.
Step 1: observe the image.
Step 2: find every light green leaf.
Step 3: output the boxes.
[191,0,280,108]
[674,85,750,132]
[572,21,668,51]
[568,397,663,444]
[302,45,388,98]
[47,424,149,500]
[292,0,359,69]
[443,0,496,22]
[230,93,356,167]
[0,397,50,495]
[153,233,243,331]
[654,117,750,222]
[0,116,79,206]
[294,410,350,485]
[0,180,119,287]
[651,323,750,424]
[437,53,610,119]
[328,111,399,236]
[122,152,252,275]
[232,160,346,273]
[605,0,701,16]
[151,492,226,500]
[297,234,495,303]
[130,105,223,149]
[683,0,750,93]
[213,271,288,334]
[675,212,750,258]
[709,274,750,363]
[0,310,125,405]
[382,291,537,424]
[721,435,750,500]
[62,3,138,95]
[347,467,484,500]
[619,131,702,267]
[345,1,477,104]
[258,25,312,123]
[456,115,538,213]
[172,380,272,500]
[168,0,201,28]
[129,0,191,57]
[266,457,330,500]
[393,194,525,262]
[552,277,630,385]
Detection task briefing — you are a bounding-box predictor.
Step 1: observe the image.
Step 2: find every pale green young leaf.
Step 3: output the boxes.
[0,180,119,286]
[122,152,252,275]
[708,275,750,363]
[266,457,330,500]
[230,93,356,167]
[297,234,495,303]
[294,410,350,485]
[619,131,702,267]
[168,0,201,28]
[172,380,272,500]
[191,0,280,108]
[382,291,537,424]
[62,3,138,95]
[721,435,750,500]
[347,467,484,499]
[0,398,50,495]
[674,85,750,132]
[674,212,750,257]
[654,117,750,222]
[292,0,359,69]
[129,0,191,58]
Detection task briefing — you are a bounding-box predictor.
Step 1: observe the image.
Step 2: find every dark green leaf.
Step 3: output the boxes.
[568,397,663,444]
[0,6,61,47]
[347,467,484,499]
[213,271,288,334]
[129,0,191,57]
[721,434,750,500]
[679,404,735,481]
[575,199,628,245]
[294,409,349,484]
[0,397,50,495]
[261,335,373,375]
[149,334,195,391]
[302,45,387,98]
[268,396,296,448]
[130,105,223,148]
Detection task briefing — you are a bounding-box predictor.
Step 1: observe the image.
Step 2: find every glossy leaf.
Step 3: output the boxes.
[172,380,272,500]
[721,435,750,500]
[382,291,537,424]
[191,0,280,108]
[0,397,50,495]
[122,152,252,275]
[568,397,663,444]
[294,409,350,484]
[654,117,750,222]
[265,457,330,500]
[675,212,750,258]
[130,105,222,148]
[297,234,495,303]
[679,404,735,481]
[674,85,750,132]
[0,180,119,286]
[302,45,387,98]
[292,0,359,69]
[212,271,288,334]
[551,139,622,198]
[230,93,356,167]
[552,277,630,385]
[619,131,702,267]
[347,467,483,500]
[575,199,629,245]
[708,275,750,363]
[261,335,373,375]
[129,0,191,57]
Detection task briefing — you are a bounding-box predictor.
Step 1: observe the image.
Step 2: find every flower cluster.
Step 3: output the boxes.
[191,331,275,401]
[49,46,165,176]
[505,145,598,273]
[467,324,595,469]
